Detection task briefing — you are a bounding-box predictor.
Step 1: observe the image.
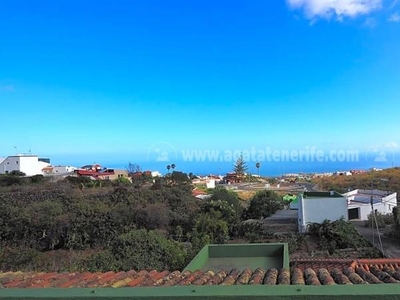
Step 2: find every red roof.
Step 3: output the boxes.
[192,189,208,196]
[2,259,400,288]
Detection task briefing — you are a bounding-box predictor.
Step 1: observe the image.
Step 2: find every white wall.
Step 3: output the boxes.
[0,156,21,174]
[344,189,397,220]
[53,166,76,174]
[206,179,215,189]
[298,195,348,233]
[350,199,397,220]
[20,156,49,176]
[0,155,50,176]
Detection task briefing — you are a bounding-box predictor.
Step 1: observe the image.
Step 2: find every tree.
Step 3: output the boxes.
[126,162,141,175]
[210,187,243,218]
[167,165,171,174]
[171,163,176,171]
[256,162,261,177]
[170,171,190,185]
[243,190,284,219]
[202,199,240,238]
[192,210,229,244]
[233,153,248,177]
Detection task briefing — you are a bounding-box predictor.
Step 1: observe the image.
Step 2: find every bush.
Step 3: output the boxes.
[307,219,371,255]
[243,190,283,219]
[0,246,40,271]
[111,229,188,271]
[365,212,394,228]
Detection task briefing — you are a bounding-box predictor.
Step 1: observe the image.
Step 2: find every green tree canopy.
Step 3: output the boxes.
[233,153,248,176]
[243,190,284,219]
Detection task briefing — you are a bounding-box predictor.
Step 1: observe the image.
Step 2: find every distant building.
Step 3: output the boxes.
[343,189,397,221]
[206,179,215,189]
[0,154,50,176]
[192,189,211,200]
[151,171,162,177]
[333,171,352,176]
[52,165,77,174]
[75,164,130,181]
[223,172,242,184]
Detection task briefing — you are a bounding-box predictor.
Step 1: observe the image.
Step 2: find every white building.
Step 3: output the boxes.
[297,191,348,233]
[52,165,77,174]
[206,179,215,189]
[0,154,50,176]
[343,189,397,221]
[151,171,162,177]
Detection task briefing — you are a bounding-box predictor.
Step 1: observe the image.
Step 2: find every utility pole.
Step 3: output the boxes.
[370,179,386,256]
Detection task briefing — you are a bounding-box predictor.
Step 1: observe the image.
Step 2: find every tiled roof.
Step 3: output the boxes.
[2,259,400,288]
[290,258,354,272]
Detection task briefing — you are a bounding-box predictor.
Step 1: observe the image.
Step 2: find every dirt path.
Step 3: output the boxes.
[351,220,400,258]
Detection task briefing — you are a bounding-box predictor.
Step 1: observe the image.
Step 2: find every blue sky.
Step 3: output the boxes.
[1,0,399,172]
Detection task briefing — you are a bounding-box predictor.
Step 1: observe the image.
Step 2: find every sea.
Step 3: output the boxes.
[52,150,399,177]
[105,159,397,177]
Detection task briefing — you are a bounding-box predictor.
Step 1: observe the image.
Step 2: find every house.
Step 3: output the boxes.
[192,189,211,200]
[75,165,130,181]
[52,165,77,174]
[297,191,348,233]
[0,154,50,176]
[151,171,162,177]
[206,179,215,189]
[223,172,242,184]
[343,189,397,220]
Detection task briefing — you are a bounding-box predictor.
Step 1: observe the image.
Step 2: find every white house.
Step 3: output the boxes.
[151,171,162,177]
[0,154,50,176]
[52,165,77,174]
[343,189,397,221]
[297,191,348,233]
[206,179,215,189]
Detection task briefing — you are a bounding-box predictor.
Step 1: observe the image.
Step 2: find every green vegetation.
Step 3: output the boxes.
[1,169,382,272]
[307,219,379,256]
[233,153,248,177]
[0,173,44,187]
[243,190,284,219]
[313,167,400,201]
[366,212,394,228]
[0,173,200,271]
[0,173,286,272]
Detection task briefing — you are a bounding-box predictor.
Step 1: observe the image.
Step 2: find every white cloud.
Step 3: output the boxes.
[287,0,382,20]
[388,12,400,21]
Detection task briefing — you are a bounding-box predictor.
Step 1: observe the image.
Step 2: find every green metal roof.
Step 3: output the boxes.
[2,285,400,300]
[184,243,289,272]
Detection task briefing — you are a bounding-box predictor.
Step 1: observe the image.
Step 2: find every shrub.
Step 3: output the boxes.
[243,190,283,219]
[365,212,394,228]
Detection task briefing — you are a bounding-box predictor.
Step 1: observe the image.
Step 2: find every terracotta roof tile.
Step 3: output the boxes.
[3,258,400,288]
[263,268,278,285]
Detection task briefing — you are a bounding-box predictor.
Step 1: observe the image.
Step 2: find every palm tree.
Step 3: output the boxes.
[256,162,261,177]
[167,165,171,174]
[171,163,176,171]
